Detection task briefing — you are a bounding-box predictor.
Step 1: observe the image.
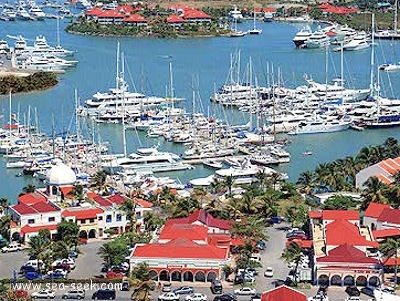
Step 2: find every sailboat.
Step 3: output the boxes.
[248,8,262,35]
[229,18,246,37]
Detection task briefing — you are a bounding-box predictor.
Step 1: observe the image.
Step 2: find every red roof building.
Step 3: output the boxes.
[123,14,148,26]
[365,203,391,218]
[377,208,400,225]
[261,286,307,301]
[317,244,379,264]
[17,193,47,206]
[166,209,231,233]
[322,210,359,223]
[372,228,400,240]
[159,224,208,243]
[93,195,113,207]
[97,9,125,24]
[167,15,186,26]
[356,157,400,188]
[62,208,104,220]
[117,5,133,14]
[183,9,212,23]
[86,7,103,17]
[130,237,231,282]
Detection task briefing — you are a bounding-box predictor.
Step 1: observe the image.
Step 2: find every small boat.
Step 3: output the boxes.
[302,151,313,156]
[379,62,400,72]
[203,160,223,169]
[248,8,262,35]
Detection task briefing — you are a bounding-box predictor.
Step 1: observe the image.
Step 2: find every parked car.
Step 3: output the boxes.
[158,292,180,301]
[360,286,375,297]
[13,290,28,299]
[20,265,38,274]
[345,286,360,297]
[1,244,22,252]
[245,268,258,276]
[344,297,360,301]
[213,294,237,301]
[233,287,256,295]
[31,290,55,299]
[287,234,308,241]
[185,293,207,301]
[210,279,223,294]
[162,282,172,292]
[243,274,255,283]
[264,267,274,277]
[286,230,306,238]
[92,289,116,300]
[106,271,125,279]
[25,271,41,280]
[173,287,194,295]
[256,240,266,250]
[62,290,85,299]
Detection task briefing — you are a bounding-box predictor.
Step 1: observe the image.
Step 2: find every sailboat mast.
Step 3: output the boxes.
[116,42,120,90]
[395,0,398,33]
[370,13,375,93]
[121,52,127,158]
[340,41,344,88]
[74,89,80,142]
[169,59,174,101]
[56,16,60,47]
[8,91,12,153]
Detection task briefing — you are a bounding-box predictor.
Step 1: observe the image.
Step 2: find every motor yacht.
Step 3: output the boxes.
[305,30,330,49]
[342,31,370,51]
[288,115,352,135]
[292,27,312,47]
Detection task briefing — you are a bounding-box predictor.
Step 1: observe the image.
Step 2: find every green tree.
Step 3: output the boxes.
[57,220,80,249]
[380,238,400,286]
[0,198,9,215]
[223,175,234,196]
[0,215,11,241]
[323,195,358,210]
[25,232,52,274]
[143,212,164,232]
[285,205,308,228]
[119,198,136,224]
[281,242,303,286]
[131,262,150,281]
[52,241,70,259]
[98,238,129,268]
[22,184,36,194]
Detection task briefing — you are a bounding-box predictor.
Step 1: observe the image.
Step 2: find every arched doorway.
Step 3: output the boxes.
[79,230,87,239]
[356,275,367,286]
[171,271,181,281]
[371,223,376,230]
[183,271,193,282]
[343,275,355,286]
[88,229,97,239]
[159,270,169,281]
[12,232,21,242]
[149,270,158,280]
[206,271,217,282]
[368,276,380,287]
[331,275,342,286]
[195,271,205,282]
[318,275,329,286]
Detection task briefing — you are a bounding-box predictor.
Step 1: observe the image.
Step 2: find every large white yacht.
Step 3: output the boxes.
[228,5,243,22]
[292,27,312,47]
[29,6,46,20]
[102,147,193,174]
[305,30,330,49]
[288,115,352,135]
[343,31,370,51]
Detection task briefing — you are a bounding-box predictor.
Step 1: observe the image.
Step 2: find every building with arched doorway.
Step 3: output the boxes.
[130,237,230,282]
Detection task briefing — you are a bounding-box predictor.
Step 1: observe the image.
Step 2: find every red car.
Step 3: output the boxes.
[287,234,307,241]
[106,271,125,279]
[13,290,28,298]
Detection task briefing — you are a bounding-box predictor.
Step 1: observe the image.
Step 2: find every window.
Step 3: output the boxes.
[89,219,95,223]
[48,217,55,222]
[106,215,112,223]
[28,219,34,224]
[116,214,121,222]
[81,219,86,224]
[98,216,103,221]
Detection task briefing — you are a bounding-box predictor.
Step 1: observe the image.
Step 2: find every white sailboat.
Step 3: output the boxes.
[248,8,262,35]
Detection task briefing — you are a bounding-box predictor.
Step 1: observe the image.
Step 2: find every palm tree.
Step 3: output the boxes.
[223,175,234,196]
[361,176,389,209]
[296,171,315,194]
[0,198,8,215]
[22,184,36,194]
[25,233,52,274]
[98,243,114,268]
[285,205,308,228]
[0,214,11,241]
[119,198,136,225]
[380,238,400,286]
[281,242,303,286]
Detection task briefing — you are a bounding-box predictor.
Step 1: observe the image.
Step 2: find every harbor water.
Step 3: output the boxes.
[1,15,400,201]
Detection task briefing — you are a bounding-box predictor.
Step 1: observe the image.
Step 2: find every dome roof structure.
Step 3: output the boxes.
[46,159,76,185]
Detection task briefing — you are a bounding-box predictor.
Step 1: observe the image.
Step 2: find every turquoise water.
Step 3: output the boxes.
[1,16,400,201]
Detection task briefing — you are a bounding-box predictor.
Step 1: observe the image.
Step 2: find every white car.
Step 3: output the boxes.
[185,293,207,301]
[31,290,55,299]
[1,244,22,252]
[234,287,256,295]
[47,269,68,276]
[158,292,180,301]
[264,267,274,277]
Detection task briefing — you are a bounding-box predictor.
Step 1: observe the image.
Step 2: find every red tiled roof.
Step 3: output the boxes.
[159,224,208,241]
[167,15,186,23]
[184,9,211,20]
[382,257,400,266]
[107,194,127,205]
[62,208,103,219]
[86,7,103,16]
[10,221,18,228]
[134,198,153,208]
[317,244,379,264]
[93,196,113,207]
[166,209,231,230]
[325,219,378,247]
[12,202,58,215]
[261,285,307,301]
[372,228,400,239]
[60,186,74,197]
[18,193,46,206]
[318,3,359,14]
[308,211,322,219]
[377,173,392,185]
[21,224,58,234]
[124,14,147,23]
[364,202,391,218]
[254,7,277,13]
[132,238,229,259]
[322,210,359,221]
[97,9,125,18]
[378,208,400,224]
[86,191,99,199]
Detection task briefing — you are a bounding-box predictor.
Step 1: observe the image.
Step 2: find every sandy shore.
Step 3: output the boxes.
[0,68,33,77]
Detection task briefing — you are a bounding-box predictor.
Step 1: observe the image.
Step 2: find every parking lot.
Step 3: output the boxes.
[0,226,381,300]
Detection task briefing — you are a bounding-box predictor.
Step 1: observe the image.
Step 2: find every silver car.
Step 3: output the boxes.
[62,290,85,299]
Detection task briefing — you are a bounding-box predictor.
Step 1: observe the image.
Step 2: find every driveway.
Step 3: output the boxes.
[69,240,105,279]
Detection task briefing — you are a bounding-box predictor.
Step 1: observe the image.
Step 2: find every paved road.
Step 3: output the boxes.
[0,250,27,278]
[69,240,105,279]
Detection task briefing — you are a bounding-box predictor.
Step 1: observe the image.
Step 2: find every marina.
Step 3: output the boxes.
[0,2,400,202]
